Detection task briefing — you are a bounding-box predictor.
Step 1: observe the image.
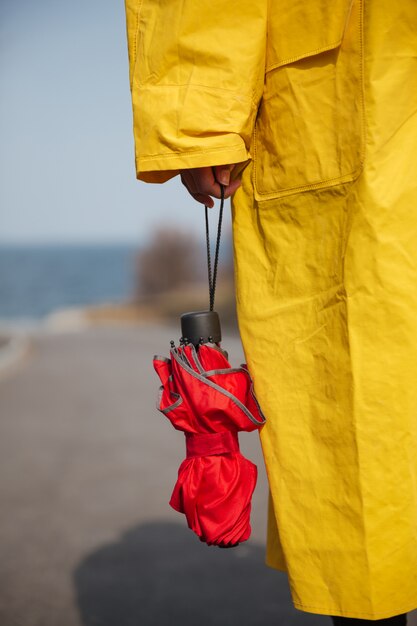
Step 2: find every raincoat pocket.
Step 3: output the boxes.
[253,0,364,201]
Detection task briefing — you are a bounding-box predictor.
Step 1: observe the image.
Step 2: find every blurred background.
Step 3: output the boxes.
[1,2,415,626]
[0,0,237,330]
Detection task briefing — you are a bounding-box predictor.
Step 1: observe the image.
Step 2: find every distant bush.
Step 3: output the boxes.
[133,225,238,332]
[135,228,204,297]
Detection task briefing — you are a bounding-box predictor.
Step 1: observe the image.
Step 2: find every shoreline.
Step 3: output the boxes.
[0,280,238,334]
[0,281,239,377]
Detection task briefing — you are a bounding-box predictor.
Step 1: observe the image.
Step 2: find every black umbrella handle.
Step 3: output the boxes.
[205,184,224,312]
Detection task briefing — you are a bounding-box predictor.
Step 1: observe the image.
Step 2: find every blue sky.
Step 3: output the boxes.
[0,0,230,244]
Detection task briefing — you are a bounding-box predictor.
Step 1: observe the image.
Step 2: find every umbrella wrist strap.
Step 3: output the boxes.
[205,183,224,312]
[185,431,239,458]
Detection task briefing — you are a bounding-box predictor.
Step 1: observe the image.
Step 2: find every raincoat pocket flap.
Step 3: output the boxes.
[266,0,354,72]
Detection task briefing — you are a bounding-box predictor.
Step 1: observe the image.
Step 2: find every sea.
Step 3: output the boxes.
[0,243,139,324]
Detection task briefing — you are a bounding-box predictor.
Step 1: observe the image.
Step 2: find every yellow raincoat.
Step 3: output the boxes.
[125,0,417,619]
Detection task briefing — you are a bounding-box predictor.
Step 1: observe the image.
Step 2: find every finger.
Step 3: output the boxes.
[191,180,239,203]
[181,172,214,207]
[213,164,235,186]
[180,171,197,194]
[187,167,221,199]
[192,193,215,207]
[222,177,242,198]
[182,166,241,203]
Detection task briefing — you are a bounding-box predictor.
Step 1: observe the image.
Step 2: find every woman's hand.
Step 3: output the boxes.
[180,164,241,207]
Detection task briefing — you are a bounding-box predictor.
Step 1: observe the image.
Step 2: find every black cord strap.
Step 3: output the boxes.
[205,184,224,312]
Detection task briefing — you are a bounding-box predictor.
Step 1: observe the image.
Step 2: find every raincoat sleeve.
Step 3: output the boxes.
[124,0,267,183]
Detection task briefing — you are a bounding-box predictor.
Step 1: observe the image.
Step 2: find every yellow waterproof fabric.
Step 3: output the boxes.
[125,0,417,619]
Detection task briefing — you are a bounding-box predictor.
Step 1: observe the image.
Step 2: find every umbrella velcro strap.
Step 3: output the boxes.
[185,431,239,458]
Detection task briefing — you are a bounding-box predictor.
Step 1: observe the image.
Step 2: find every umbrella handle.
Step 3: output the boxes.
[205,183,225,312]
[179,185,225,347]
[180,310,222,346]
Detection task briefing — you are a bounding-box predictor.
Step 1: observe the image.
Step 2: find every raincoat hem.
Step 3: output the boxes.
[265,558,287,573]
[292,600,417,621]
[136,144,249,184]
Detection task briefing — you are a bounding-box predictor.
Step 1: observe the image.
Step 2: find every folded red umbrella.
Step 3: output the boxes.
[153,186,265,546]
[154,336,265,547]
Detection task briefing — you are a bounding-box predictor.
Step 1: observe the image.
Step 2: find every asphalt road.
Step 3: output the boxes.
[0,324,415,626]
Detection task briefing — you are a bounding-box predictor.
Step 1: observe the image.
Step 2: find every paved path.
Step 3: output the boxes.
[0,325,415,626]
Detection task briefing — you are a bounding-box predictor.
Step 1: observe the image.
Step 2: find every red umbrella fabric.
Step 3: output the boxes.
[153,341,266,547]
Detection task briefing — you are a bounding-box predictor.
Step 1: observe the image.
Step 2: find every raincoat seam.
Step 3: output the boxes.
[341,0,374,608]
[137,143,245,162]
[357,0,367,171]
[130,0,144,90]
